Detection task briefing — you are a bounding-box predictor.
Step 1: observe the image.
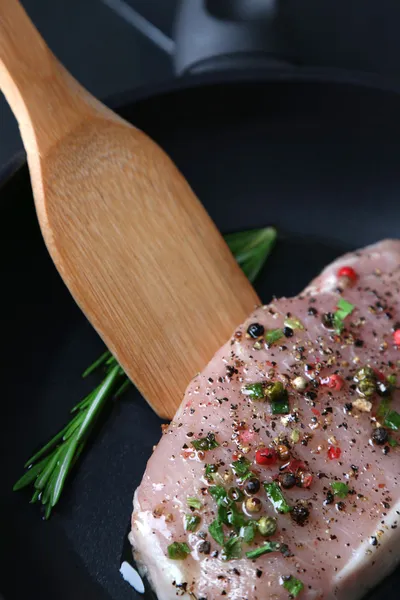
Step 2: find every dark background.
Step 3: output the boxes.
[2,0,400,169]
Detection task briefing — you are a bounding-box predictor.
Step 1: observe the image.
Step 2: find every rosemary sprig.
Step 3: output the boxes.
[14,227,276,517]
[224,226,276,283]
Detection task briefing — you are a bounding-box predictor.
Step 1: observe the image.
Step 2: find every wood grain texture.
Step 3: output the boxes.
[0,0,260,419]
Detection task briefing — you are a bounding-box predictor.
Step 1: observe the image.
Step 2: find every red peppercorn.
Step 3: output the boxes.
[285,459,306,474]
[328,446,341,460]
[373,368,385,382]
[337,266,357,282]
[297,471,313,489]
[321,374,344,391]
[394,329,400,346]
[255,447,278,466]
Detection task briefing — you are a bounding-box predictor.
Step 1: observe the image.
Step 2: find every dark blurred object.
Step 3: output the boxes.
[174,0,400,77]
[174,0,291,74]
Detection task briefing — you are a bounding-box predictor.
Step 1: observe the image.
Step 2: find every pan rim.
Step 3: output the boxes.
[2,65,400,193]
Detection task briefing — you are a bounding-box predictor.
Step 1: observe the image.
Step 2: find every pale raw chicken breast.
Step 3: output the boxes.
[130,240,400,600]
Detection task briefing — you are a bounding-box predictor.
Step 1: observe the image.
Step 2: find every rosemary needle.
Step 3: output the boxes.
[14,227,276,517]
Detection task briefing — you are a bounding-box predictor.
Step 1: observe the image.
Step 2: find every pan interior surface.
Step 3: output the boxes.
[1,78,400,600]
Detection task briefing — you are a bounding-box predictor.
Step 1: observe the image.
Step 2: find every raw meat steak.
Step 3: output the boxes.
[130,240,400,600]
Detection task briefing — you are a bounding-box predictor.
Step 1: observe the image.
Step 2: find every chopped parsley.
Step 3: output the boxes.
[284,317,304,330]
[232,457,253,481]
[227,503,247,531]
[240,522,257,544]
[264,482,292,514]
[246,541,280,559]
[184,514,200,532]
[282,575,304,597]
[384,410,400,431]
[377,397,391,419]
[330,481,349,498]
[265,328,284,346]
[191,432,219,451]
[209,519,224,545]
[221,536,242,561]
[271,398,290,414]
[204,463,218,480]
[242,382,265,400]
[209,485,230,507]
[187,497,202,510]
[387,374,397,386]
[167,542,190,560]
[333,298,355,333]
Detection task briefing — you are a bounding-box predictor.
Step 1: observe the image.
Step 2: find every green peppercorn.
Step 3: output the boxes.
[245,477,260,495]
[354,366,376,383]
[357,379,376,398]
[265,381,287,403]
[257,516,277,537]
[228,487,244,502]
[245,497,262,513]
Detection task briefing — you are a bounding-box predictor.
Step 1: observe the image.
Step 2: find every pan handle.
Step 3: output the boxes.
[174,0,293,76]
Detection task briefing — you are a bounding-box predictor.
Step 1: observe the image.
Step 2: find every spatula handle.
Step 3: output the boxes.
[0,0,105,156]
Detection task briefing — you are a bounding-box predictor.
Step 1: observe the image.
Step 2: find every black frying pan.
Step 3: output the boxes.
[2,67,400,600]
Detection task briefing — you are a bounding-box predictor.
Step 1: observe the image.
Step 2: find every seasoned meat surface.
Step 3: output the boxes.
[130,240,400,600]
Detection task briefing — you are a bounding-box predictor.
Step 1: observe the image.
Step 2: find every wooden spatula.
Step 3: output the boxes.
[0,0,259,419]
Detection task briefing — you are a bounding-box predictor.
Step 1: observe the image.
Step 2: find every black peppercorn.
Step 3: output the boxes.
[376,381,391,397]
[308,307,318,316]
[324,491,334,505]
[245,477,260,495]
[322,312,334,329]
[283,326,294,338]
[370,536,378,546]
[247,323,265,338]
[372,427,389,446]
[198,541,211,554]
[279,472,296,489]
[290,503,310,525]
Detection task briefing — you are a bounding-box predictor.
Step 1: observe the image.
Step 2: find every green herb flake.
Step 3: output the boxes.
[333,298,355,334]
[384,410,400,431]
[167,542,190,560]
[265,328,284,346]
[187,497,202,510]
[209,485,230,507]
[284,317,304,330]
[377,397,391,419]
[330,481,349,499]
[387,374,397,386]
[204,463,218,480]
[221,536,242,561]
[240,522,257,544]
[209,519,225,545]
[242,383,265,400]
[191,432,219,451]
[271,398,290,415]
[246,541,280,559]
[227,503,247,531]
[264,482,292,514]
[282,575,304,597]
[389,438,398,448]
[232,457,252,481]
[184,514,201,532]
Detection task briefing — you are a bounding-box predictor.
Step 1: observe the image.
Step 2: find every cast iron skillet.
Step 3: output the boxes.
[2,70,400,600]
